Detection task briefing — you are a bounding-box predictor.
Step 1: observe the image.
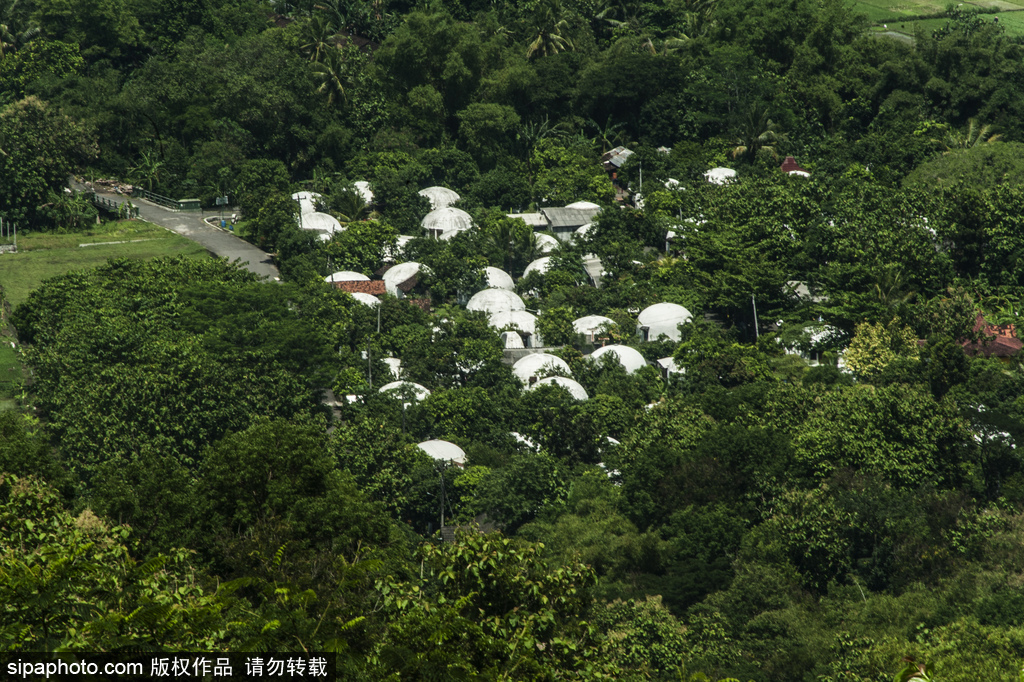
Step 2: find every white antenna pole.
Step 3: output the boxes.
[752,295,759,339]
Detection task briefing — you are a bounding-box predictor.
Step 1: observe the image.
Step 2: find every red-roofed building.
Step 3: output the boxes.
[333,280,386,295]
[961,313,1022,360]
[780,156,810,176]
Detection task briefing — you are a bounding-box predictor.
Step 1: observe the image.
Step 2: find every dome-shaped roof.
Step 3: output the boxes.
[353,180,373,205]
[575,223,592,238]
[528,376,589,400]
[638,303,693,326]
[637,303,693,342]
[664,178,681,189]
[422,207,473,236]
[704,167,737,185]
[573,315,616,336]
[349,292,380,307]
[566,200,601,210]
[522,257,552,279]
[379,381,431,402]
[292,191,322,215]
[501,331,525,349]
[301,212,343,234]
[383,262,427,296]
[418,186,461,210]
[467,288,525,315]
[535,233,560,254]
[657,357,684,375]
[417,439,467,465]
[324,271,370,283]
[513,353,571,383]
[383,357,402,379]
[511,431,539,451]
[590,344,648,374]
[484,266,515,291]
[489,309,537,332]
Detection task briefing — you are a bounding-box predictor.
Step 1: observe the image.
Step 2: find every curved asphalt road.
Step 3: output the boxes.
[82,187,280,281]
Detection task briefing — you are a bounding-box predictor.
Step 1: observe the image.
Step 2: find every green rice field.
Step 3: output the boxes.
[854,0,1024,37]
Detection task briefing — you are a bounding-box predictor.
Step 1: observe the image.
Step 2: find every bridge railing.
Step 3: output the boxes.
[85,192,140,219]
[131,188,202,212]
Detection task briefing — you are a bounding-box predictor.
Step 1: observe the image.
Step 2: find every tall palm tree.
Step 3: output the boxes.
[527,0,575,59]
[0,0,36,59]
[129,150,164,191]
[331,186,379,224]
[731,102,784,162]
[517,115,566,157]
[642,36,689,55]
[588,115,626,154]
[939,118,1002,154]
[486,219,539,274]
[312,47,348,106]
[314,0,359,33]
[300,13,337,62]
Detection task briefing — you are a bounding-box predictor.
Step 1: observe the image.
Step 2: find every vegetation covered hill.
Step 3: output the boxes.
[4,0,1024,679]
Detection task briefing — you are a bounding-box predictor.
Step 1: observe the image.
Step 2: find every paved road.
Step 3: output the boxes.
[83,187,280,280]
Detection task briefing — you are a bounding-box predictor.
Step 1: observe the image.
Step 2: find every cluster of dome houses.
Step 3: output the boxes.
[305,185,697,465]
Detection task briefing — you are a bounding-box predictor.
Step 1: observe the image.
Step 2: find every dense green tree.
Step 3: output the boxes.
[0,96,96,226]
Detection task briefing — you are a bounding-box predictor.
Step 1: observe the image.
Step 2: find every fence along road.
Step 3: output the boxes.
[80,185,281,281]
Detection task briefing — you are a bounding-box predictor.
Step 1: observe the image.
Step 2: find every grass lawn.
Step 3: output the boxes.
[0,342,22,402]
[853,0,1024,37]
[0,220,210,308]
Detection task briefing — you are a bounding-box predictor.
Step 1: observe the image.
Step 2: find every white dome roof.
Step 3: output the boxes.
[637,303,693,341]
[353,181,373,205]
[501,332,525,348]
[292,191,322,215]
[349,292,380,307]
[575,223,592,237]
[383,357,402,378]
[417,439,467,465]
[324,271,370,283]
[535,233,560,254]
[489,310,538,335]
[379,381,431,402]
[657,357,684,374]
[467,288,525,314]
[566,200,601,210]
[418,186,461,210]
[484,266,515,291]
[301,212,343,234]
[590,344,648,374]
[513,353,571,384]
[511,431,539,451]
[383,262,427,296]
[529,376,589,401]
[573,315,616,336]
[704,167,737,185]
[523,257,552,279]
[422,207,473,235]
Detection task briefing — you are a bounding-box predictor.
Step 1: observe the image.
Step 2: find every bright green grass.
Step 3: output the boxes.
[0,220,210,308]
[893,13,1017,32]
[852,0,951,23]
[852,0,1024,36]
[870,10,1024,36]
[0,343,22,402]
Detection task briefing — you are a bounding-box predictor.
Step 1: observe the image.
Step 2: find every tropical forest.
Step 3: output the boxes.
[3,0,1024,678]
